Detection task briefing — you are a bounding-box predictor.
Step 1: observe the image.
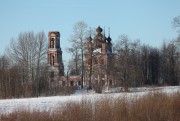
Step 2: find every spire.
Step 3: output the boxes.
[89,27,91,37]
[102,26,106,43]
[103,26,106,37]
[107,27,112,43]
[108,28,110,37]
[87,27,92,42]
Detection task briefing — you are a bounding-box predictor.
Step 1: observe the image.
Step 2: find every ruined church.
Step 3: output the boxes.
[47,26,115,89]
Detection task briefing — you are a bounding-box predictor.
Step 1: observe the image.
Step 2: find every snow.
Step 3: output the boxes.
[0,86,179,115]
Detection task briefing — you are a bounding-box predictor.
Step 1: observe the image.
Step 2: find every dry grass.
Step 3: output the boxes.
[1,92,179,121]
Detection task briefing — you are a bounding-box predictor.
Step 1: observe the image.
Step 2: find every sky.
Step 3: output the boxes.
[0,0,180,66]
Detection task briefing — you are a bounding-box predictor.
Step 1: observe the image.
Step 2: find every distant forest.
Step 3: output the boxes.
[0,16,180,98]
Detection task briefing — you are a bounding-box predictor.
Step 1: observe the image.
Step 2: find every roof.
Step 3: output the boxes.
[48,31,60,37]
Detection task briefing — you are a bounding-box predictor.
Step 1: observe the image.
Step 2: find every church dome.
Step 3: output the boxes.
[107,36,112,43]
[87,36,92,42]
[96,26,103,33]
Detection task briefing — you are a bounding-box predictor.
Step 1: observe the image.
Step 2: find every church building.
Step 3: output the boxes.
[47,32,64,87]
[47,26,115,89]
[84,26,115,89]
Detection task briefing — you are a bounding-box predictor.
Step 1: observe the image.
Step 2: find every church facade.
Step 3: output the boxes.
[84,26,115,89]
[47,26,116,89]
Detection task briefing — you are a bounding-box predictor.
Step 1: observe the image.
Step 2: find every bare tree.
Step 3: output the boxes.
[140,45,150,85]
[172,15,180,33]
[148,48,160,85]
[8,33,32,97]
[0,55,9,98]
[34,32,47,96]
[68,21,88,89]
[0,55,21,98]
[113,35,142,91]
[114,35,131,91]
[67,36,81,75]
[7,31,47,97]
[160,41,179,85]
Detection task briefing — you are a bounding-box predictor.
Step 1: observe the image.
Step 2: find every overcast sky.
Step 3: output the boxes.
[0,0,180,65]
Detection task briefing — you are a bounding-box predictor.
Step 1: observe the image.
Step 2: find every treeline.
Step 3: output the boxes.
[113,35,180,90]
[0,16,180,98]
[0,33,179,99]
[0,32,49,98]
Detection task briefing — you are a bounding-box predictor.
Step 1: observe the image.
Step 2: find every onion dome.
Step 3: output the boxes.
[87,36,92,42]
[96,26,103,33]
[107,36,112,43]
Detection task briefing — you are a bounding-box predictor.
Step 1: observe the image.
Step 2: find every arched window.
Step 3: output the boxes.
[50,38,55,48]
[57,38,60,48]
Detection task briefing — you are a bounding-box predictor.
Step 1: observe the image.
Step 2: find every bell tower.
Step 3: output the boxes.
[47,31,64,84]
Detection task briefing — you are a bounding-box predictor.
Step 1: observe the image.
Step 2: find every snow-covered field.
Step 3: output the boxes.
[0,86,179,115]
